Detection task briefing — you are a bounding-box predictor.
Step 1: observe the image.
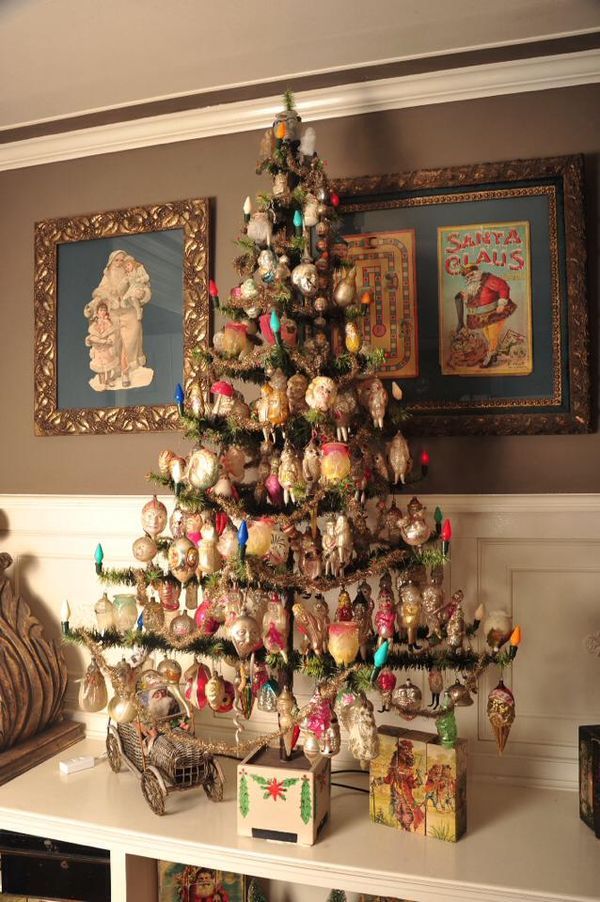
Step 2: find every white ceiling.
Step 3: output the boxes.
[1,0,599,130]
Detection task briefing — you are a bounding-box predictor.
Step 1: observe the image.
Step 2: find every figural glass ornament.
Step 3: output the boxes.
[487,680,516,753]
[158,578,181,612]
[393,677,422,720]
[328,622,359,666]
[132,534,157,563]
[305,376,337,413]
[483,609,513,651]
[229,614,262,658]
[141,495,167,537]
[388,431,412,485]
[167,536,199,584]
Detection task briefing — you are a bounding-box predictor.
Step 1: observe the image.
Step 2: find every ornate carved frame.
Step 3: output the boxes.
[34,198,209,436]
[333,156,590,435]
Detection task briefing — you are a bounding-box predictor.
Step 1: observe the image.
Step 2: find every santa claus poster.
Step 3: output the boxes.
[158,862,246,901]
[438,221,533,376]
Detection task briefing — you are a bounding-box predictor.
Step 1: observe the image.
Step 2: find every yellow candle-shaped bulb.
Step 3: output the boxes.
[391,381,403,401]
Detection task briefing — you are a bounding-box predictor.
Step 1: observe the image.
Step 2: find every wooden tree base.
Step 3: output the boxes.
[0,720,85,786]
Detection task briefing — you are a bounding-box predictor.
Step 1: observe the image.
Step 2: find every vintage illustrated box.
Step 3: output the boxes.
[369,726,430,835]
[424,736,467,842]
[237,745,331,846]
[579,724,600,838]
[369,726,468,842]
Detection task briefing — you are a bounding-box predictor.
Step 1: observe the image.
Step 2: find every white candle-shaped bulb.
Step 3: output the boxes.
[474,603,485,621]
[392,381,403,401]
[243,196,252,216]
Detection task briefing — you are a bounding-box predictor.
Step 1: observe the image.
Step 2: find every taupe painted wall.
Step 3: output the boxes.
[1,84,598,495]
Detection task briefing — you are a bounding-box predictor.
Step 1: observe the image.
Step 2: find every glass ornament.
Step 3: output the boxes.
[320,442,351,485]
[328,622,359,666]
[78,660,108,713]
[112,594,138,632]
[94,592,114,632]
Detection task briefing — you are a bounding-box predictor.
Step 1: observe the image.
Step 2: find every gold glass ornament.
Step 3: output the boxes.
[247,518,274,557]
[398,497,432,547]
[291,262,318,298]
[168,536,199,584]
[205,672,227,711]
[345,321,362,354]
[107,694,136,724]
[169,610,195,638]
[158,578,181,612]
[197,524,223,576]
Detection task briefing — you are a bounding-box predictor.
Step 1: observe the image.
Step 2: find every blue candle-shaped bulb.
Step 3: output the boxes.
[175,383,185,416]
[238,520,249,561]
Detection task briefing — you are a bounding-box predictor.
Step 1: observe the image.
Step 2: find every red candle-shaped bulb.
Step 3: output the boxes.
[209,279,220,309]
[441,519,452,542]
[330,191,340,208]
[420,451,430,467]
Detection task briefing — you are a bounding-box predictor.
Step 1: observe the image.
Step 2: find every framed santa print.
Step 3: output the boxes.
[333,155,589,435]
[33,198,210,436]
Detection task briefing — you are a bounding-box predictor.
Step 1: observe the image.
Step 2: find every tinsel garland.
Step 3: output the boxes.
[66,622,485,676]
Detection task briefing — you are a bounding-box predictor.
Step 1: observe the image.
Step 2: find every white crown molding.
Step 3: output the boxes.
[0,49,598,172]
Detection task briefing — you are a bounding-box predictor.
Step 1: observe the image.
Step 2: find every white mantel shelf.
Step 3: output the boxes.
[0,739,598,902]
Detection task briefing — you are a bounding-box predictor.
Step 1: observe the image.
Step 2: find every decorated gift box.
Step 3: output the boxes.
[237,746,330,846]
[370,726,467,842]
[579,724,600,838]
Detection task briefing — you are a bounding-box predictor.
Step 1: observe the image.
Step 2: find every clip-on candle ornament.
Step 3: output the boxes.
[441,518,452,556]
[170,457,185,498]
[175,383,185,417]
[94,543,104,575]
[434,506,443,536]
[209,279,220,309]
[420,451,430,478]
[293,209,303,237]
[270,309,282,347]
[508,625,522,661]
[60,600,71,635]
[238,520,249,563]
[473,603,486,631]
[243,196,252,224]
[371,638,390,683]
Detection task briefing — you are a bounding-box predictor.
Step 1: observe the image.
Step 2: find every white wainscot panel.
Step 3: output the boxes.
[470,538,600,790]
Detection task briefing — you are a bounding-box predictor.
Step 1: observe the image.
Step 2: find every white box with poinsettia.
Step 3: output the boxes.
[237,746,331,846]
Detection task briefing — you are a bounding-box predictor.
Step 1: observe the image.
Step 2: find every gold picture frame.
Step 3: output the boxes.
[34,198,209,436]
[333,156,590,435]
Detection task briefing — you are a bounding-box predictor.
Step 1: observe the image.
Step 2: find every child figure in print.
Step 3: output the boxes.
[85,300,118,389]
